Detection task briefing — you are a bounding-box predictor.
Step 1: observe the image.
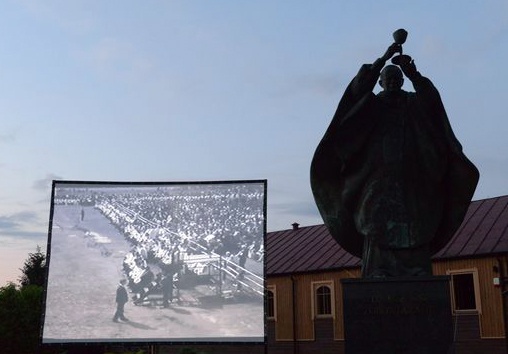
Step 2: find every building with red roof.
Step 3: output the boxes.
[266,195,508,354]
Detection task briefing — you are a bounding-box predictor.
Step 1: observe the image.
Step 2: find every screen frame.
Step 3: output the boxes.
[41,179,267,346]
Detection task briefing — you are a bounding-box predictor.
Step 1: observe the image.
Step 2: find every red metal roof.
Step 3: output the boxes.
[433,195,508,259]
[266,195,508,276]
[266,224,361,276]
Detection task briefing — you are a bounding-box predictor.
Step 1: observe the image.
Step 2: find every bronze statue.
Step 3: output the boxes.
[310,29,479,278]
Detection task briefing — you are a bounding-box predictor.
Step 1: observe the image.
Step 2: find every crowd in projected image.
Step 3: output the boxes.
[41,180,266,344]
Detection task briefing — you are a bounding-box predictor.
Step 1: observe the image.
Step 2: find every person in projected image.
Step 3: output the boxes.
[113,279,130,323]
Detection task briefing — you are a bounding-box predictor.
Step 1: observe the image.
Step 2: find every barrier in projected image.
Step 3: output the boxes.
[41,180,266,344]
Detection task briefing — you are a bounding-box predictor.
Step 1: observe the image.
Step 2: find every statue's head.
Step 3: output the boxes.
[379,65,403,92]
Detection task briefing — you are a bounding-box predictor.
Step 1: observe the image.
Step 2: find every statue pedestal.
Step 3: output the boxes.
[341,276,453,354]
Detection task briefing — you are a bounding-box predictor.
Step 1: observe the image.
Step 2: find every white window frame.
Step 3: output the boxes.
[447,268,482,314]
[311,280,335,319]
[266,285,277,320]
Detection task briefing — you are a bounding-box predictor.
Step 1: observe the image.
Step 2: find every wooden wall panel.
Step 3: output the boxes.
[268,277,294,340]
[268,268,361,342]
[269,256,506,344]
[292,273,314,340]
[433,256,506,338]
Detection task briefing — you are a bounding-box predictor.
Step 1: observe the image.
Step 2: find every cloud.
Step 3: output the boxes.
[420,35,448,59]
[472,156,508,199]
[0,208,48,256]
[0,132,16,143]
[0,230,46,240]
[33,174,64,191]
[269,198,322,231]
[89,38,131,69]
[293,73,343,97]
[0,211,37,227]
[74,37,154,82]
[18,0,96,35]
[274,200,320,218]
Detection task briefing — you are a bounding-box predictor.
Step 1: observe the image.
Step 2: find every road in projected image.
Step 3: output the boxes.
[42,182,265,343]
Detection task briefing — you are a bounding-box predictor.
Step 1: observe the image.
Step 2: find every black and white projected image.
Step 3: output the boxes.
[42,180,266,343]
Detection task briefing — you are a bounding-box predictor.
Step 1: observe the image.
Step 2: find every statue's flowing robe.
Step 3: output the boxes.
[310,64,479,260]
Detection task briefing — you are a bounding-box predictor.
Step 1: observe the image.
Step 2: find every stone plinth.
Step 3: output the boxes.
[342,276,453,354]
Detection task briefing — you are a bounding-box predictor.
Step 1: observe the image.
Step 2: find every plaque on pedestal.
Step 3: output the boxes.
[342,276,453,354]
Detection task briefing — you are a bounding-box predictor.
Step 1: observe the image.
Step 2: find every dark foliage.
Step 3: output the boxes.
[0,250,65,353]
[0,283,44,353]
[19,246,47,287]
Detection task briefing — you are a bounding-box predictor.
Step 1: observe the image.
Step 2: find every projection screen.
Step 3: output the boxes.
[42,180,266,344]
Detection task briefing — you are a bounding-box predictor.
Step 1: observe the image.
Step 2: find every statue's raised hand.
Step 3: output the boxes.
[381,43,402,61]
[400,59,418,80]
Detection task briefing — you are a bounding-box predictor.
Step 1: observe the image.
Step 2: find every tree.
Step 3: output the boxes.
[3,245,47,350]
[19,245,47,287]
[0,283,44,353]
[0,249,67,353]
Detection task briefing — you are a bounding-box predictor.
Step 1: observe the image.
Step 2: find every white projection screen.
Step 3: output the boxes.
[42,180,266,344]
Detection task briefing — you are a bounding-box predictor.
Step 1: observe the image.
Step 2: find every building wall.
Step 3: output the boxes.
[268,268,360,342]
[432,256,507,339]
[266,256,508,354]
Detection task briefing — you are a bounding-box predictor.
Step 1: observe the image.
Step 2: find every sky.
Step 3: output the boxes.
[1,0,507,286]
